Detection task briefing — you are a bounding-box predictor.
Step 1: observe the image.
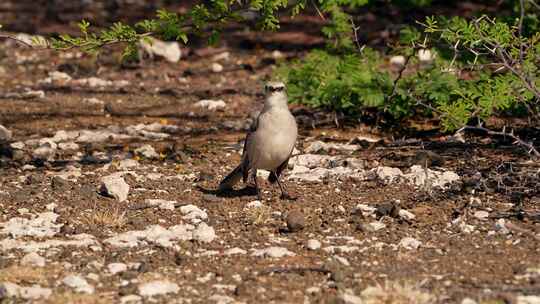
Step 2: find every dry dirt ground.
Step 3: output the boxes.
[1,6,540,304]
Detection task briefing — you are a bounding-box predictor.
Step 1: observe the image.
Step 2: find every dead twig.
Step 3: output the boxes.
[257,266,332,277]
[129,202,188,211]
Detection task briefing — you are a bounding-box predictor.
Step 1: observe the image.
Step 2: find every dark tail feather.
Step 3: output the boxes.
[219,165,243,190]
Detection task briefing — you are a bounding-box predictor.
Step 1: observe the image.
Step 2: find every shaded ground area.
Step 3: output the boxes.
[1,2,540,304]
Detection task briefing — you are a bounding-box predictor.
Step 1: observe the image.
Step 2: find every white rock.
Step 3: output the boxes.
[32,141,57,161]
[105,224,202,248]
[323,246,359,254]
[271,50,284,59]
[83,97,105,105]
[398,209,416,221]
[418,49,434,62]
[365,221,386,232]
[0,124,13,141]
[138,280,179,297]
[62,275,94,294]
[40,71,72,85]
[251,246,295,258]
[306,239,321,250]
[108,263,128,275]
[100,174,130,202]
[58,142,80,151]
[518,295,540,304]
[195,99,226,111]
[211,62,224,73]
[212,52,230,61]
[145,199,176,210]
[399,237,422,250]
[118,159,139,169]
[0,212,61,238]
[0,282,52,300]
[461,298,478,304]
[495,219,510,234]
[10,141,25,149]
[473,210,489,220]
[135,144,159,159]
[179,205,208,223]
[390,55,406,66]
[146,173,162,180]
[120,295,143,304]
[305,141,359,154]
[224,247,247,255]
[51,130,79,142]
[289,154,338,169]
[0,234,96,252]
[373,166,403,184]
[21,252,46,267]
[355,204,377,216]
[245,200,263,208]
[192,222,216,243]
[405,165,460,189]
[139,37,182,63]
[339,291,363,304]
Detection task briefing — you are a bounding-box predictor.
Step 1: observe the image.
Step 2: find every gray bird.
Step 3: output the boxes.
[219,81,298,200]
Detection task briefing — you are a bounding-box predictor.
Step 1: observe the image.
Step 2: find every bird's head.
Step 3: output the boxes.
[263,81,288,108]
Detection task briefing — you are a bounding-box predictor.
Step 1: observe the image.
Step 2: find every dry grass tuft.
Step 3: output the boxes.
[46,292,114,304]
[244,205,273,226]
[0,266,58,284]
[79,208,127,229]
[361,281,434,304]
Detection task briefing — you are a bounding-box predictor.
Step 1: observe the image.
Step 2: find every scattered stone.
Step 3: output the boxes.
[338,290,363,304]
[461,298,478,304]
[0,212,61,238]
[211,62,224,73]
[365,221,386,232]
[286,210,305,232]
[10,141,25,149]
[138,37,182,63]
[473,210,489,220]
[306,239,321,250]
[0,282,52,300]
[518,295,540,304]
[418,49,434,62]
[354,204,377,216]
[104,223,215,248]
[323,245,359,254]
[495,219,510,234]
[195,99,226,111]
[40,71,72,85]
[62,275,95,294]
[0,124,13,141]
[390,55,406,66]
[251,247,295,258]
[373,166,403,184]
[209,294,235,304]
[179,205,208,224]
[32,140,57,161]
[117,159,139,170]
[305,141,359,154]
[145,199,176,210]
[138,280,179,297]
[100,174,130,202]
[334,256,350,266]
[406,165,460,189]
[20,252,46,267]
[120,295,143,304]
[224,247,247,255]
[58,142,79,150]
[108,263,128,275]
[135,144,159,160]
[289,154,338,169]
[245,200,263,208]
[0,233,96,252]
[398,209,416,221]
[399,237,422,250]
[192,222,217,243]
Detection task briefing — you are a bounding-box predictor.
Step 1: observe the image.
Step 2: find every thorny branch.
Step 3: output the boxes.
[414,97,540,157]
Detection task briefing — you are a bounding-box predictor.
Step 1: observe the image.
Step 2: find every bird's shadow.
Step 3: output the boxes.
[197,185,258,198]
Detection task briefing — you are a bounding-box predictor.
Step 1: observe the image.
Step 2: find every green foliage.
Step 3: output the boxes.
[277,49,391,113]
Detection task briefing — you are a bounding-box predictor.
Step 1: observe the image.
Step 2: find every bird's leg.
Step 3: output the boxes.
[252,170,262,200]
[274,172,296,201]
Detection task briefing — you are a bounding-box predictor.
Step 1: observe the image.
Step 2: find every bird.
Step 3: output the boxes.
[219,81,298,200]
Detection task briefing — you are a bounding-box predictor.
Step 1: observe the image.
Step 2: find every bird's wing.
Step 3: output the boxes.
[240,115,259,182]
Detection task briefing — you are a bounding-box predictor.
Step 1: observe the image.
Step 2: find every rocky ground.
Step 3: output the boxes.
[1,11,540,304]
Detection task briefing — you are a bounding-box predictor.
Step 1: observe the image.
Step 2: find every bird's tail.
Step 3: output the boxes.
[219,165,243,191]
